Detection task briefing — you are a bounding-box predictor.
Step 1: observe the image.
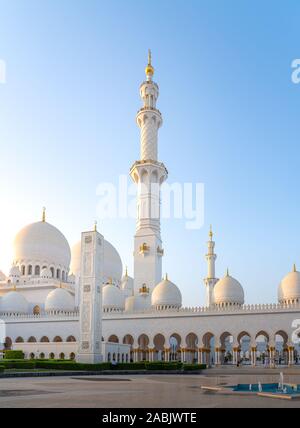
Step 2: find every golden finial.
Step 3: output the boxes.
[209,225,213,241]
[165,273,169,281]
[42,207,46,222]
[125,266,128,277]
[293,263,297,272]
[226,268,229,277]
[145,49,154,78]
[109,277,113,285]
[94,221,97,232]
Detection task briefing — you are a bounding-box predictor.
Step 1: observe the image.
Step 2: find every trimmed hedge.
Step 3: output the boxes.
[4,350,24,360]
[0,359,205,372]
[112,362,146,370]
[1,360,36,369]
[0,365,4,373]
[35,361,112,371]
[145,362,183,370]
[183,364,206,371]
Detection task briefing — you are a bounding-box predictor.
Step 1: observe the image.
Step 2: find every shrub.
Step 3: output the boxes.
[4,350,24,360]
[112,362,146,370]
[145,362,183,371]
[183,364,206,371]
[0,365,5,373]
[35,361,112,371]
[1,360,36,369]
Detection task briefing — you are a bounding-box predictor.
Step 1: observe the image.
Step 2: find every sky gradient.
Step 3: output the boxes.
[0,0,299,306]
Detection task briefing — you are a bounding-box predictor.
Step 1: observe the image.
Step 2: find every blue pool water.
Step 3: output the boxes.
[230,383,300,394]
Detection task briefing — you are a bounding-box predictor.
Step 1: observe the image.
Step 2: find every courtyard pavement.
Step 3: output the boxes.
[0,368,300,408]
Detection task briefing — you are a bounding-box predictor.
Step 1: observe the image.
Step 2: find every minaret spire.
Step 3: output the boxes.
[145,49,154,81]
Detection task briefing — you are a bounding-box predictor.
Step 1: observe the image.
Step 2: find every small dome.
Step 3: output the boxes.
[102,283,125,312]
[14,221,71,271]
[45,288,75,312]
[278,266,300,303]
[9,266,21,278]
[213,272,244,306]
[121,271,134,297]
[151,276,182,309]
[125,294,151,312]
[1,291,29,314]
[70,239,123,284]
[41,267,51,279]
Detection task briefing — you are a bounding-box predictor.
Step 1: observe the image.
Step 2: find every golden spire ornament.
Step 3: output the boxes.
[42,207,46,222]
[209,225,213,241]
[145,49,154,79]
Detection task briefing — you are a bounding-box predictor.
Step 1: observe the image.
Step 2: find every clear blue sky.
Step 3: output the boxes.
[0,0,299,306]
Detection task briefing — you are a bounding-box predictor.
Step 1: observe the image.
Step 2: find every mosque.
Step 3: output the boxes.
[0,53,300,367]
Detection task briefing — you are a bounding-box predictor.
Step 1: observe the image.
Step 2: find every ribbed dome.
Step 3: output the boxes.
[125,294,151,312]
[278,267,300,303]
[70,240,123,284]
[102,283,125,312]
[45,288,75,312]
[213,273,244,306]
[1,291,29,314]
[14,221,71,271]
[151,277,182,309]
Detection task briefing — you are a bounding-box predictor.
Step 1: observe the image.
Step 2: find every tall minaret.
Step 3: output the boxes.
[204,226,218,307]
[130,51,168,294]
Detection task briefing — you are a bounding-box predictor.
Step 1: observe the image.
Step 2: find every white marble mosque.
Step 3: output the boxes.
[0,52,300,367]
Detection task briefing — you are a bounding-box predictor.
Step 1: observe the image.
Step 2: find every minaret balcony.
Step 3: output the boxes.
[139,243,150,255]
[157,246,164,256]
[139,284,150,294]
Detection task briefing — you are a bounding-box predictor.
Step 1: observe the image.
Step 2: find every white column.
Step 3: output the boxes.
[77,227,104,364]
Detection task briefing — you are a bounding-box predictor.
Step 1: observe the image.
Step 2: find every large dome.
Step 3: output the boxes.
[0,291,29,314]
[102,283,125,312]
[278,266,300,304]
[45,288,75,312]
[13,221,71,273]
[70,239,123,284]
[213,272,244,306]
[151,276,182,309]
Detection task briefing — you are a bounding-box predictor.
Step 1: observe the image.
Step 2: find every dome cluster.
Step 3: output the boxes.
[0,287,75,315]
